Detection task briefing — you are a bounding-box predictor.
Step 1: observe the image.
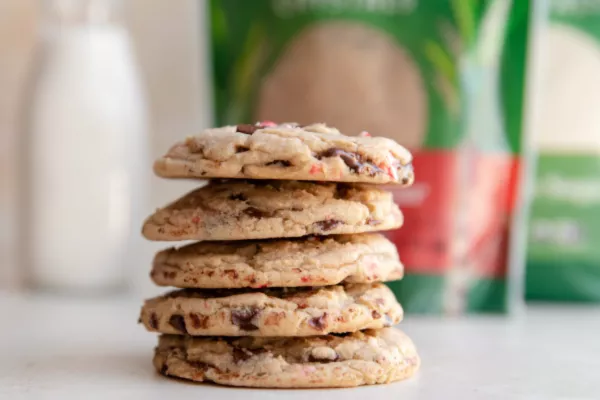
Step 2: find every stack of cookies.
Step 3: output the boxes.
[139,122,420,388]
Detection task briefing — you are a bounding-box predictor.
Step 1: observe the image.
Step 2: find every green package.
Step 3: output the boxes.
[210,0,535,313]
[526,0,600,302]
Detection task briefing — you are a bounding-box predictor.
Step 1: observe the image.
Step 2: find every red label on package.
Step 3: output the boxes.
[385,151,519,279]
[385,151,458,274]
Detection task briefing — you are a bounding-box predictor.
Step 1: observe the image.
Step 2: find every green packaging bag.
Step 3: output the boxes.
[526,0,600,302]
[210,0,535,313]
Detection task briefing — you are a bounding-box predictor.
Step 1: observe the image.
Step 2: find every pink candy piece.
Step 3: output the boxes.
[258,120,277,127]
[386,165,398,180]
[309,164,323,175]
[379,154,399,181]
[303,366,317,374]
[359,131,371,137]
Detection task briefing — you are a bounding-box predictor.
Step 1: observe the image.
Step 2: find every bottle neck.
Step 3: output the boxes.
[40,0,123,28]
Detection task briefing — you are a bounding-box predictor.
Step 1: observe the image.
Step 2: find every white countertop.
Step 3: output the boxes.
[1,292,599,400]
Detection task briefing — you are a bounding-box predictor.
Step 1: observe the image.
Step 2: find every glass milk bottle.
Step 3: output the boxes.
[23,0,149,292]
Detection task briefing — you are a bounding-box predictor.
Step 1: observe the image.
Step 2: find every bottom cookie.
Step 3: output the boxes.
[154,328,419,388]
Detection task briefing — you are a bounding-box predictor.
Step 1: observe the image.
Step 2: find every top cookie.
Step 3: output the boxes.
[153,122,414,185]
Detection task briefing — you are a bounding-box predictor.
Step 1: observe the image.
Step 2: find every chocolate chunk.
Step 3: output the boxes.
[189,313,209,329]
[232,348,252,363]
[308,353,339,363]
[149,313,159,329]
[162,271,176,280]
[244,207,272,218]
[168,314,188,333]
[266,160,292,167]
[229,193,247,201]
[372,310,381,319]
[188,361,209,371]
[319,148,363,173]
[308,313,328,331]
[224,269,239,279]
[231,307,260,331]
[236,124,258,134]
[160,364,169,375]
[314,219,342,231]
[402,176,410,184]
[235,145,250,153]
[330,332,351,338]
[335,184,351,199]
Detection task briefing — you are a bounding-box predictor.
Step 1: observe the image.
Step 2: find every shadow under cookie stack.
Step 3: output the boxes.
[139,122,420,388]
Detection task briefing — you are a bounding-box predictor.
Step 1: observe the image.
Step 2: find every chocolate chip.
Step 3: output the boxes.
[308,353,339,363]
[149,313,159,329]
[314,219,342,231]
[319,148,363,173]
[229,193,247,201]
[308,313,328,330]
[244,207,272,218]
[232,348,252,363]
[330,332,351,338]
[188,361,209,371]
[250,348,267,357]
[335,184,351,199]
[266,160,292,167]
[231,307,260,330]
[235,145,250,153]
[160,364,169,375]
[162,271,176,279]
[224,269,239,279]
[189,313,209,329]
[402,176,410,184]
[372,310,381,319]
[236,124,258,134]
[168,314,187,333]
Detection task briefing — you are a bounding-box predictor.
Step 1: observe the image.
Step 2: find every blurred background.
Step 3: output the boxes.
[1,0,211,295]
[2,0,599,313]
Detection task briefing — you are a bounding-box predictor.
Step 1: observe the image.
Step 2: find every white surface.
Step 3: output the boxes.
[1,293,599,400]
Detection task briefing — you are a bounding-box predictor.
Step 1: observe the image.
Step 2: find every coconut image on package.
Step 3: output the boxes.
[526,0,600,302]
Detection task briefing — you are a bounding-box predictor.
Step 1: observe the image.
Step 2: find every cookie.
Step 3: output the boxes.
[141,180,403,241]
[154,328,419,388]
[153,122,414,185]
[151,233,403,289]
[139,283,402,337]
